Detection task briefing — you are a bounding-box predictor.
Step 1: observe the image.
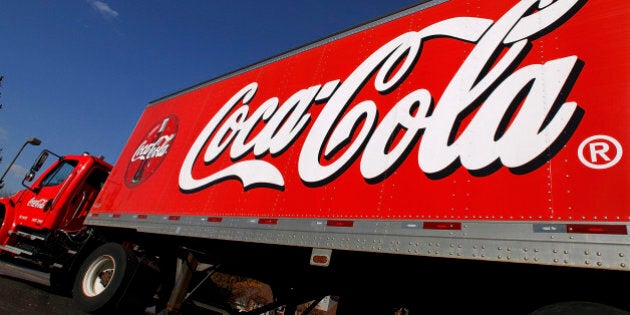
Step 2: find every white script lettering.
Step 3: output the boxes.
[180,0,583,191]
[132,134,176,162]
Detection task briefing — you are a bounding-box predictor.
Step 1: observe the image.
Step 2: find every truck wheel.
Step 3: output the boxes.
[72,242,139,313]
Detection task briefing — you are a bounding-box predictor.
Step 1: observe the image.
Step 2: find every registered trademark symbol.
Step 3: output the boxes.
[578,135,622,169]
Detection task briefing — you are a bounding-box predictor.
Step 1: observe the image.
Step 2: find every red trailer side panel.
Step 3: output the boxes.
[91,0,628,223]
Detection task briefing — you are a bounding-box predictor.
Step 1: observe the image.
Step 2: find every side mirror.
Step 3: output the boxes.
[30,151,49,173]
[21,150,60,192]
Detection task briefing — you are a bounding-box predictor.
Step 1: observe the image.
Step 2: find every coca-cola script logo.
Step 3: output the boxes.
[179,0,586,192]
[125,115,178,188]
[27,198,49,210]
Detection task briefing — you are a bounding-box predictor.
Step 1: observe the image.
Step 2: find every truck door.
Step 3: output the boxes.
[17,159,78,230]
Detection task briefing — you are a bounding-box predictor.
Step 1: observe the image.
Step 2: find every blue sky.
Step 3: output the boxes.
[0,0,420,192]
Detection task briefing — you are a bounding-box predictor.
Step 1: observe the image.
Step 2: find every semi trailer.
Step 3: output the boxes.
[0,0,628,314]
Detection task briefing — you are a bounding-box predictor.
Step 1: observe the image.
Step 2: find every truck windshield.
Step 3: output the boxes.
[40,160,78,187]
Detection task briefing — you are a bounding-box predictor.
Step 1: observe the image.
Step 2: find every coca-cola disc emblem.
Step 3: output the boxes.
[124,115,178,188]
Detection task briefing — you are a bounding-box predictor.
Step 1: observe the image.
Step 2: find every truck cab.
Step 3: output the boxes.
[0,151,111,269]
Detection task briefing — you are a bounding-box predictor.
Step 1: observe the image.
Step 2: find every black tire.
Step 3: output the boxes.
[72,242,139,314]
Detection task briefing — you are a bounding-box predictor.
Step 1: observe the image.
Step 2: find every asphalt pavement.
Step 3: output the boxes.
[0,274,88,315]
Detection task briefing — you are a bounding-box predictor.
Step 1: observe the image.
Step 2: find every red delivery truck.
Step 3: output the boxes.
[0,0,628,314]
